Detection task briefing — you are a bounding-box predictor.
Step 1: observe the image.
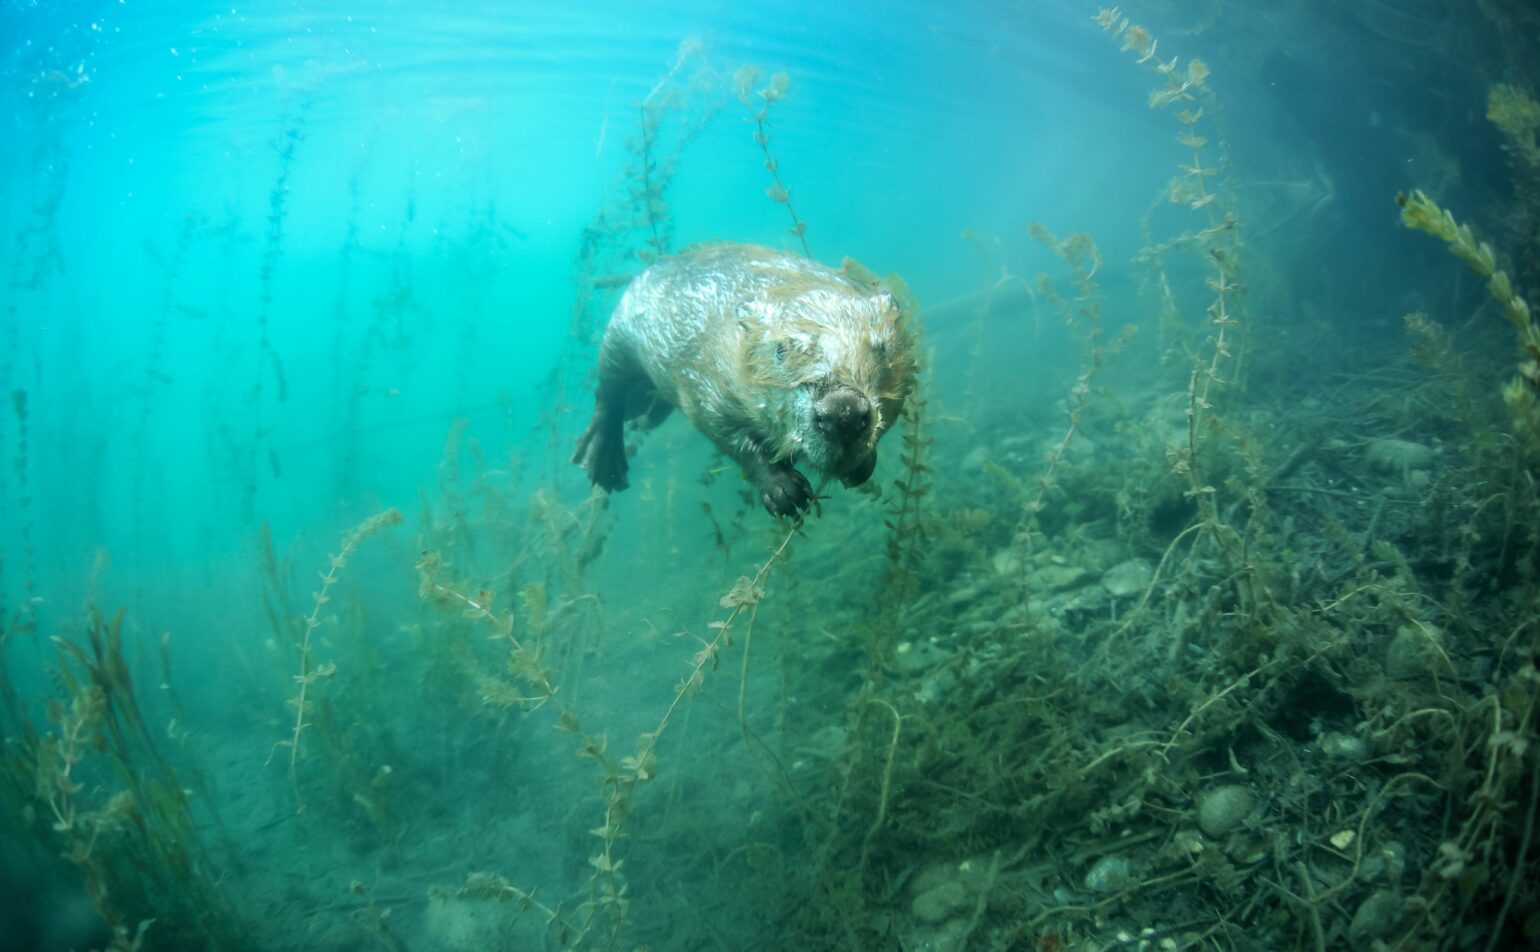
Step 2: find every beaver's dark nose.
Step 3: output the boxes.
[814,390,872,441]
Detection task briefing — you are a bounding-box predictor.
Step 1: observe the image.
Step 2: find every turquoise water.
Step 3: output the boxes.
[3,1,1538,950]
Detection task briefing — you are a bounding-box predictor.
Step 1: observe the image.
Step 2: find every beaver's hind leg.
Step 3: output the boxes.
[573,339,650,492]
[572,407,627,491]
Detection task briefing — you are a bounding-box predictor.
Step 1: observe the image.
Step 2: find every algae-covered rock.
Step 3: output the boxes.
[1362,840,1407,884]
[1319,731,1369,761]
[895,638,950,675]
[917,666,957,705]
[1027,563,1087,592]
[1101,558,1154,598]
[424,893,520,952]
[1083,854,1135,893]
[911,879,968,924]
[1197,785,1255,837]
[792,724,848,770]
[1349,890,1404,948]
[1366,438,1435,483]
[947,584,982,607]
[907,859,997,943]
[1385,624,1445,680]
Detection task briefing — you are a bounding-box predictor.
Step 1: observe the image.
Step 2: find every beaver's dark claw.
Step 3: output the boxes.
[757,464,813,518]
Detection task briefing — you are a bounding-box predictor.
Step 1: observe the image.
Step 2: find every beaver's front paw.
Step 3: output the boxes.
[757,464,813,518]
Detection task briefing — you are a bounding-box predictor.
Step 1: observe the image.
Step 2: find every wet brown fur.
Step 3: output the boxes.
[573,242,917,515]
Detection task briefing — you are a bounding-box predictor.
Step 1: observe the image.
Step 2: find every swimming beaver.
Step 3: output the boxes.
[573,242,917,517]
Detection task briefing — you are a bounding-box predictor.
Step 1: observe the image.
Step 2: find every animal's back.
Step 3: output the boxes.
[608,243,861,393]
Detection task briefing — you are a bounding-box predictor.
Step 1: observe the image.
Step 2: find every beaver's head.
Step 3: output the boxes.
[743,287,916,486]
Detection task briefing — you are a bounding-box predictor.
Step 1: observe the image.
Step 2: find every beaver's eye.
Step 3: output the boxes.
[775,340,791,362]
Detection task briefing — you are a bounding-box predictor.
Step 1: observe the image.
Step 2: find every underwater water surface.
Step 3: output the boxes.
[3,0,1539,949]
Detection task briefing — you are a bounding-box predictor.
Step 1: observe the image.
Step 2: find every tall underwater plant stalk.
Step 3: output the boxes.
[416,516,802,949]
[1398,189,1540,439]
[132,215,199,562]
[8,388,35,620]
[275,507,402,813]
[8,607,243,950]
[1005,225,1133,587]
[876,384,931,657]
[330,157,367,509]
[2,38,96,631]
[242,105,307,523]
[631,36,712,264]
[735,66,810,256]
[540,37,719,467]
[1095,7,1266,616]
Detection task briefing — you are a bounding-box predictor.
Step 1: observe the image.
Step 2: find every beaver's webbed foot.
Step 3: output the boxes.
[750,459,814,518]
[573,410,628,492]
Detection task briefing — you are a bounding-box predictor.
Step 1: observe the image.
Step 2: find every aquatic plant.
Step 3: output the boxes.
[349,880,408,952]
[256,121,300,408]
[953,228,1042,415]
[1,51,84,628]
[1094,7,1270,632]
[447,200,514,414]
[845,263,927,598]
[539,37,722,461]
[875,381,931,653]
[756,271,932,946]
[829,23,1539,951]
[8,388,35,621]
[752,15,1506,950]
[628,36,717,264]
[131,214,200,558]
[1002,225,1133,582]
[330,159,367,509]
[1490,83,1540,168]
[418,506,800,949]
[239,104,308,522]
[1488,82,1540,291]
[273,507,403,813]
[1398,189,1540,438]
[331,182,427,520]
[17,9,1540,950]
[2,608,238,949]
[414,536,625,945]
[735,66,810,255]
[426,872,578,947]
